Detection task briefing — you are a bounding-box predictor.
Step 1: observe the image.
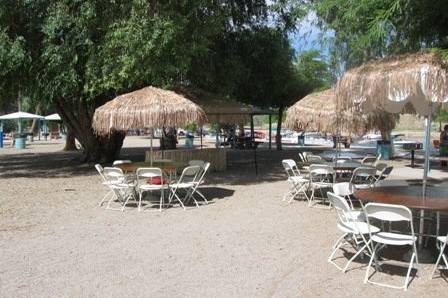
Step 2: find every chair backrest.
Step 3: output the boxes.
[364,202,414,236]
[282,159,301,178]
[375,162,388,172]
[361,156,377,165]
[195,162,211,184]
[307,155,322,163]
[95,164,105,180]
[112,159,132,166]
[177,165,201,184]
[298,152,306,163]
[327,192,357,224]
[333,182,353,197]
[136,167,164,186]
[349,167,377,185]
[309,164,335,183]
[189,160,205,168]
[103,167,125,183]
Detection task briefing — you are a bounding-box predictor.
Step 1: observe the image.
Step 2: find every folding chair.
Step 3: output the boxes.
[185,162,211,205]
[431,233,448,279]
[308,164,335,208]
[95,164,113,207]
[136,167,169,212]
[361,156,377,165]
[333,182,364,221]
[189,160,205,168]
[307,154,323,164]
[327,192,379,272]
[112,159,132,166]
[349,167,377,190]
[103,167,136,212]
[169,165,201,209]
[282,159,309,203]
[363,203,418,291]
[375,165,393,184]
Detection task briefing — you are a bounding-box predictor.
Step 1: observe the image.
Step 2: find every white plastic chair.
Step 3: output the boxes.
[333,182,364,221]
[308,164,335,207]
[431,233,448,279]
[103,167,136,211]
[95,164,113,207]
[307,154,323,164]
[363,203,418,291]
[282,159,309,203]
[112,159,132,166]
[168,165,201,209]
[361,156,377,165]
[327,192,379,272]
[185,162,211,205]
[136,167,169,212]
[189,160,205,168]
[349,167,377,190]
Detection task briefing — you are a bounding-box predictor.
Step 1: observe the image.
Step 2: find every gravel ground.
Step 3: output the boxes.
[1,138,448,297]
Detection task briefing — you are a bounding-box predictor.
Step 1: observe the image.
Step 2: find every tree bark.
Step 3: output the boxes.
[63,127,77,151]
[55,97,125,162]
[30,103,41,135]
[276,106,284,150]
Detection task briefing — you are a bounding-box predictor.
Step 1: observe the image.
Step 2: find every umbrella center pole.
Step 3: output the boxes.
[423,112,432,195]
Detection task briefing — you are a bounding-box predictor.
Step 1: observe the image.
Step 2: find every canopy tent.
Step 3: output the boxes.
[92,86,206,164]
[285,89,398,136]
[0,111,44,120]
[44,113,62,121]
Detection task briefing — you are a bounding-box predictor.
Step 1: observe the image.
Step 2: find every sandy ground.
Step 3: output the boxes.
[1,137,448,297]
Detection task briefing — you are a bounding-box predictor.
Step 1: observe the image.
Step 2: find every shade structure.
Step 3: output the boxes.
[172,86,259,124]
[336,52,448,116]
[92,86,206,135]
[0,111,43,120]
[285,89,397,135]
[44,113,62,121]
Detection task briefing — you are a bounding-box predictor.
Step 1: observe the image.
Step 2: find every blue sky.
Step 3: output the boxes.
[289,11,334,58]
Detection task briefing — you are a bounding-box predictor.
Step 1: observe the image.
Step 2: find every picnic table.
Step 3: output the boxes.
[116,161,187,177]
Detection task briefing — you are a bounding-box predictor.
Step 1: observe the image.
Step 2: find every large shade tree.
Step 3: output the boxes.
[0,0,306,160]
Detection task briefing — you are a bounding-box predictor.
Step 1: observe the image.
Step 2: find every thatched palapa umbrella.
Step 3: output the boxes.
[93,86,206,164]
[285,88,397,136]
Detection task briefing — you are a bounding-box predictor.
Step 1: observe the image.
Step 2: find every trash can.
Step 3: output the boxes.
[297,135,305,146]
[15,134,26,149]
[185,134,194,148]
[0,131,3,148]
[377,140,391,160]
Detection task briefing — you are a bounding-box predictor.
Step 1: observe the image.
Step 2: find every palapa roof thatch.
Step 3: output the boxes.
[285,89,398,135]
[336,51,448,116]
[92,86,206,135]
[172,86,261,124]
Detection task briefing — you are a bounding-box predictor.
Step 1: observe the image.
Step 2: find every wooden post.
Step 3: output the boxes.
[200,127,203,149]
[250,115,255,141]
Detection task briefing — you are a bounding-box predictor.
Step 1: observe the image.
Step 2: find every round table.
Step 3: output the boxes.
[319,151,368,161]
[354,186,448,212]
[354,185,448,248]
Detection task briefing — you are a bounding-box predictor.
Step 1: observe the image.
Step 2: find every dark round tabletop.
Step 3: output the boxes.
[354,186,448,212]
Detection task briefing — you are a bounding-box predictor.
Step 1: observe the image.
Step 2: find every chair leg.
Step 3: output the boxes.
[138,191,143,212]
[431,240,447,279]
[328,233,348,264]
[404,251,416,291]
[343,241,369,273]
[99,190,112,207]
[364,243,378,284]
[195,189,208,204]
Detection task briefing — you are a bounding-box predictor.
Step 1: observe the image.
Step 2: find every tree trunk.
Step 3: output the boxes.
[55,97,125,162]
[63,127,77,151]
[30,103,41,135]
[276,106,284,150]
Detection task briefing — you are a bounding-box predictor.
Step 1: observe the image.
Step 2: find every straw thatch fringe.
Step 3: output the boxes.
[93,86,207,135]
[285,89,398,135]
[336,52,448,116]
[172,86,255,124]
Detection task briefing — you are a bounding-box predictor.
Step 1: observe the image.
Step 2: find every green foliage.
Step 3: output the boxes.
[294,50,332,93]
[314,0,448,69]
